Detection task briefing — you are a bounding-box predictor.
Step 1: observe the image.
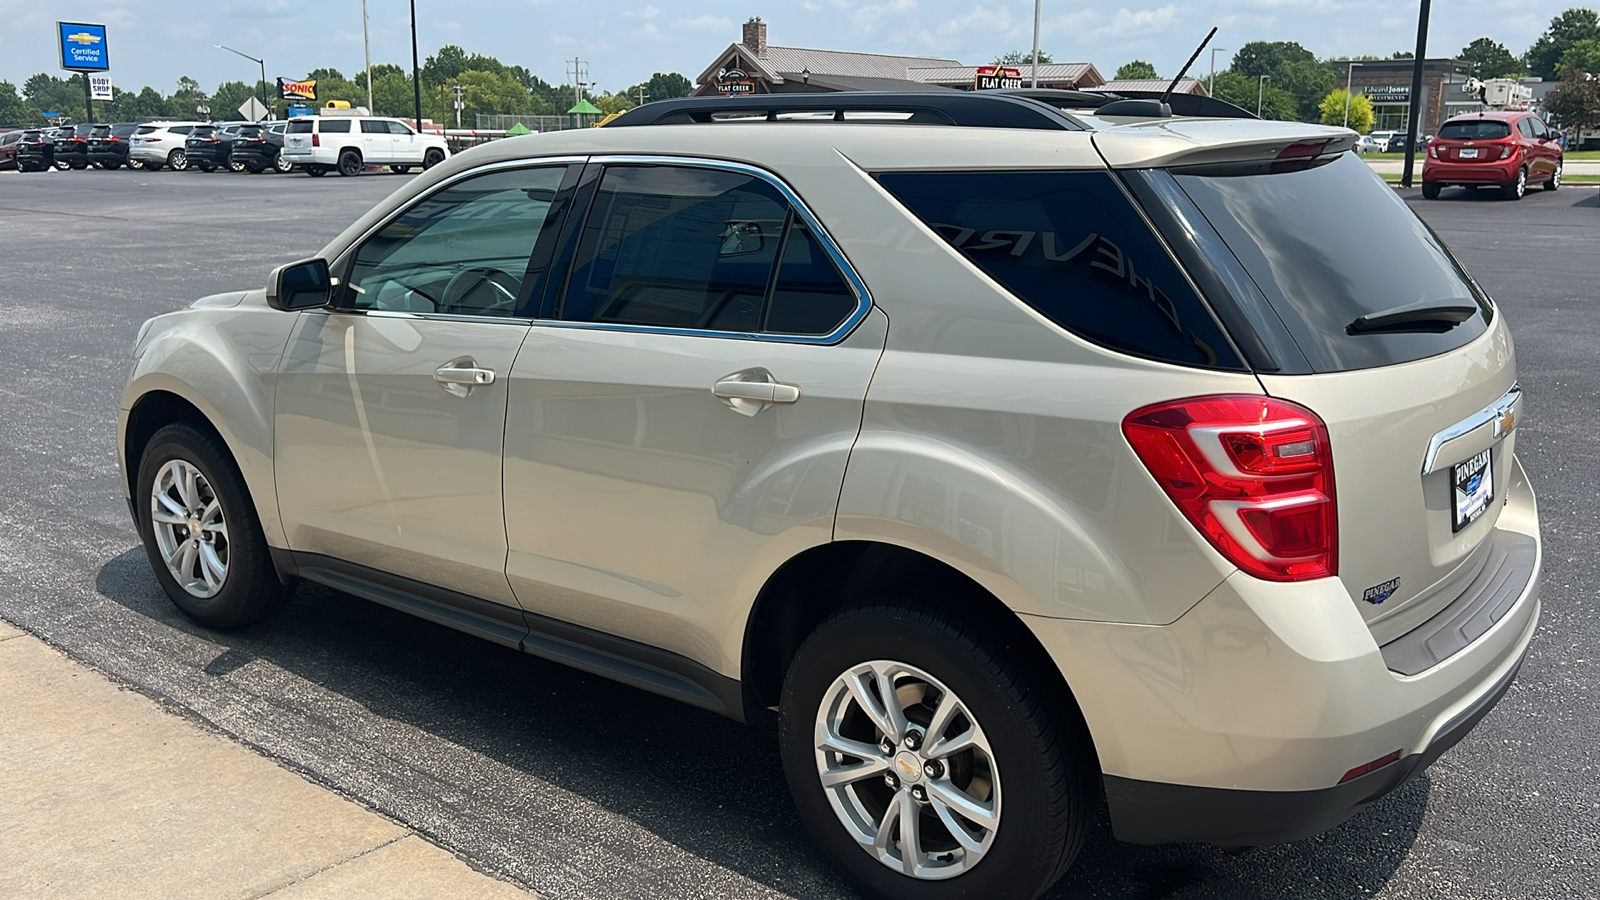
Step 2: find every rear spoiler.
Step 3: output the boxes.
[1093,120,1359,170]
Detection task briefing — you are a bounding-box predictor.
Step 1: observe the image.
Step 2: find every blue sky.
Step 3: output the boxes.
[0,0,1577,94]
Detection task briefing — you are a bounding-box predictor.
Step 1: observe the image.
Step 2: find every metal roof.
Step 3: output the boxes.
[760,45,962,80]
[1098,77,1208,96]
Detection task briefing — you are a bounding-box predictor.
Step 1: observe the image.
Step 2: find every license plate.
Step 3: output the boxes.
[1452,448,1493,532]
[1460,148,1479,159]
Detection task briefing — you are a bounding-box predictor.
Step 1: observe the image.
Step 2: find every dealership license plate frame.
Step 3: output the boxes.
[1452,448,1494,532]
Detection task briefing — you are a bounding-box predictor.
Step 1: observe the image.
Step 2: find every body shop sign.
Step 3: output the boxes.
[58,22,109,72]
[975,66,1023,90]
[716,67,755,95]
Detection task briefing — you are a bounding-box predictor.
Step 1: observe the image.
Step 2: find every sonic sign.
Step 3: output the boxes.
[974,65,1023,90]
[58,22,110,72]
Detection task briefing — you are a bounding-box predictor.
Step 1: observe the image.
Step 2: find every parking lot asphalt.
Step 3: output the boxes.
[2,166,1598,899]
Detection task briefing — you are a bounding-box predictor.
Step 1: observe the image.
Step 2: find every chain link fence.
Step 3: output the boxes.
[474,114,601,132]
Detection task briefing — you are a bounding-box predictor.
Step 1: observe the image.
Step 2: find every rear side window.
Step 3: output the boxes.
[320,119,351,134]
[877,170,1242,369]
[360,120,388,134]
[558,165,859,337]
[1172,152,1489,373]
[1439,120,1511,140]
[171,125,194,135]
[287,120,312,134]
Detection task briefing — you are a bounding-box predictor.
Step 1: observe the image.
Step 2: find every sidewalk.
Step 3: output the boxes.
[0,619,534,900]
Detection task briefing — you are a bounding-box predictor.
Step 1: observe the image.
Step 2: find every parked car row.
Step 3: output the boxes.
[3,115,450,177]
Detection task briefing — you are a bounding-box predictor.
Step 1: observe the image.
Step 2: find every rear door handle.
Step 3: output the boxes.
[434,361,495,397]
[713,370,801,415]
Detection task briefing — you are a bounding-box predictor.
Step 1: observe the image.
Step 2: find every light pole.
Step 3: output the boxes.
[1257,74,1270,116]
[410,0,424,131]
[361,0,374,113]
[216,44,268,116]
[1030,0,1042,88]
[1343,61,1363,130]
[1209,46,1227,95]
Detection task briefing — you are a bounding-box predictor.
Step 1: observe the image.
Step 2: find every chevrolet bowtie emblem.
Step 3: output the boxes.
[67,32,102,45]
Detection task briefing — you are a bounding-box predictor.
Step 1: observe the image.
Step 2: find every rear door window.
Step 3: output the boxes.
[1171,152,1489,373]
[360,120,388,134]
[877,170,1243,369]
[387,120,414,135]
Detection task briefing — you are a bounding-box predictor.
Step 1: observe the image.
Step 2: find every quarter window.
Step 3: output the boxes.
[320,119,351,134]
[877,170,1242,369]
[345,166,569,317]
[558,164,858,336]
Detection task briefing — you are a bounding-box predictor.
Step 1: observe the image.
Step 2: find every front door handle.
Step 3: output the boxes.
[434,361,495,397]
[713,369,801,416]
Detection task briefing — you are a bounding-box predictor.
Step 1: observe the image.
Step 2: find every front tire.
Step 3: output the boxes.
[1421,181,1441,200]
[780,600,1093,900]
[135,423,294,629]
[423,148,444,170]
[389,165,413,174]
[274,151,293,173]
[337,151,363,176]
[306,165,327,177]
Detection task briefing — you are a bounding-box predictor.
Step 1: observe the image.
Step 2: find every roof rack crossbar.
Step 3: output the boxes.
[606,92,1085,131]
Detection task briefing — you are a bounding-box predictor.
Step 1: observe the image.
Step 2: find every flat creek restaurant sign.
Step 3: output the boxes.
[975,65,1024,90]
[1360,84,1413,103]
[716,67,756,95]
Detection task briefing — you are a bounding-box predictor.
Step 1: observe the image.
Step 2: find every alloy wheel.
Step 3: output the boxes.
[149,459,229,598]
[170,149,188,171]
[813,660,1001,880]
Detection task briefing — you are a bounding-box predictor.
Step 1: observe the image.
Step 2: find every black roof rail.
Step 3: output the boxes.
[1087,90,1259,120]
[604,92,1086,131]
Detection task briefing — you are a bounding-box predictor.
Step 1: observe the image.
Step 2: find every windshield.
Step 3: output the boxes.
[1171,152,1490,373]
[1438,120,1512,140]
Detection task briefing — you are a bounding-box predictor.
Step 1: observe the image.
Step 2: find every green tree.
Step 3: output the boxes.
[0,80,41,127]
[1230,41,1335,120]
[1526,8,1600,79]
[594,93,635,115]
[168,76,206,118]
[23,73,86,122]
[1211,70,1297,120]
[1391,50,1415,59]
[370,66,416,118]
[1114,60,1159,80]
[1459,37,1523,78]
[999,49,1053,65]
[1559,37,1600,76]
[454,68,533,125]
[1319,88,1374,132]
[117,86,171,120]
[1544,69,1600,128]
[209,80,259,120]
[624,72,693,104]
[302,68,362,108]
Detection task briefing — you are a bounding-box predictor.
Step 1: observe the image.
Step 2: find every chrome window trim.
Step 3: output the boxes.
[1421,383,1521,474]
[327,156,588,323]
[541,154,874,346]
[308,308,536,327]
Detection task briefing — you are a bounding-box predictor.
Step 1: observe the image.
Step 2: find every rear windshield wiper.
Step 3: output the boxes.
[1347,300,1480,335]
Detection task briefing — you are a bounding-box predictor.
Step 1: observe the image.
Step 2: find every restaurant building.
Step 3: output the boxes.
[693,18,1105,95]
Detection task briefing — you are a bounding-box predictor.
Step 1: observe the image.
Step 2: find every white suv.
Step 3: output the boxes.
[129,121,205,171]
[280,115,449,177]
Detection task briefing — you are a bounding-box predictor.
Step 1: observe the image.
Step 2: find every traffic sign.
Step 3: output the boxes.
[238,96,270,122]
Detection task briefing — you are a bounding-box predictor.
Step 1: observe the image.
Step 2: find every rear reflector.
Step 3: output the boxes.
[1338,750,1402,784]
[1122,395,1338,581]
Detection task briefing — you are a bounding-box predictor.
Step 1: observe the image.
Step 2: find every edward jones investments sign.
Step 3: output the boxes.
[58,22,109,72]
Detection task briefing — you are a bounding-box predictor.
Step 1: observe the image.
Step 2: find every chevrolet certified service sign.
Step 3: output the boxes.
[58,23,110,72]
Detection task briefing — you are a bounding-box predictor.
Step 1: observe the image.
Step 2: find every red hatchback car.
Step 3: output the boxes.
[1422,110,1563,200]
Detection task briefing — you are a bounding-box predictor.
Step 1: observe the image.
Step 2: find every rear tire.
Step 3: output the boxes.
[274,151,292,173]
[135,422,295,630]
[306,165,327,177]
[1543,161,1562,191]
[101,160,121,170]
[1502,166,1527,200]
[245,165,263,174]
[779,600,1094,900]
[337,151,363,176]
[1421,181,1441,200]
[198,164,215,173]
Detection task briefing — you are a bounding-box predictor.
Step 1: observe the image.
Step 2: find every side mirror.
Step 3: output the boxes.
[266,258,333,311]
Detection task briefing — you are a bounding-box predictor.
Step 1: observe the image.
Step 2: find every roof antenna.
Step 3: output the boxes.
[1160,26,1218,107]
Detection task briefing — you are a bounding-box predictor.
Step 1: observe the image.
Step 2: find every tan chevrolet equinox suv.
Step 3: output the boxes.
[119,91,1541,900]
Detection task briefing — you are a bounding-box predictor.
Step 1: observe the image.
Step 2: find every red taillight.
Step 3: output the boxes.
[146,136,161,142]
[1338,750,1402,784]
[1122,395,1338,582]
[312,133,320,147]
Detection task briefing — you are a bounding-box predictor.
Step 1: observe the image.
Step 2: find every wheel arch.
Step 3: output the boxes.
[741,540,1100,771]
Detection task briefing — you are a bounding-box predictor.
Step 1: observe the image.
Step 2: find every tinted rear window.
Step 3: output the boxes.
[237,126,262,136]
[191,126,215,136]
[91,125,110,137]
[320,119,351,133]
[1438,120,1512,140]
[877,170,1243,370]
[1172,153,1489,373]
[287,120,312,133]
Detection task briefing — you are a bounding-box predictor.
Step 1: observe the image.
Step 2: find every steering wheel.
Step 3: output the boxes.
[440,267,522,316]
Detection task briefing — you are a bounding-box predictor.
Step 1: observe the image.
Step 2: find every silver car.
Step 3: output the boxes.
[119,91,1540,900]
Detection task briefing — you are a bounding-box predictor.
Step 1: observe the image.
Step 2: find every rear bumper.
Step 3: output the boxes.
[87,150,127,165]
[230,147,278,165]
[1022,454,1540,846]
[1424,160,1518,184]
